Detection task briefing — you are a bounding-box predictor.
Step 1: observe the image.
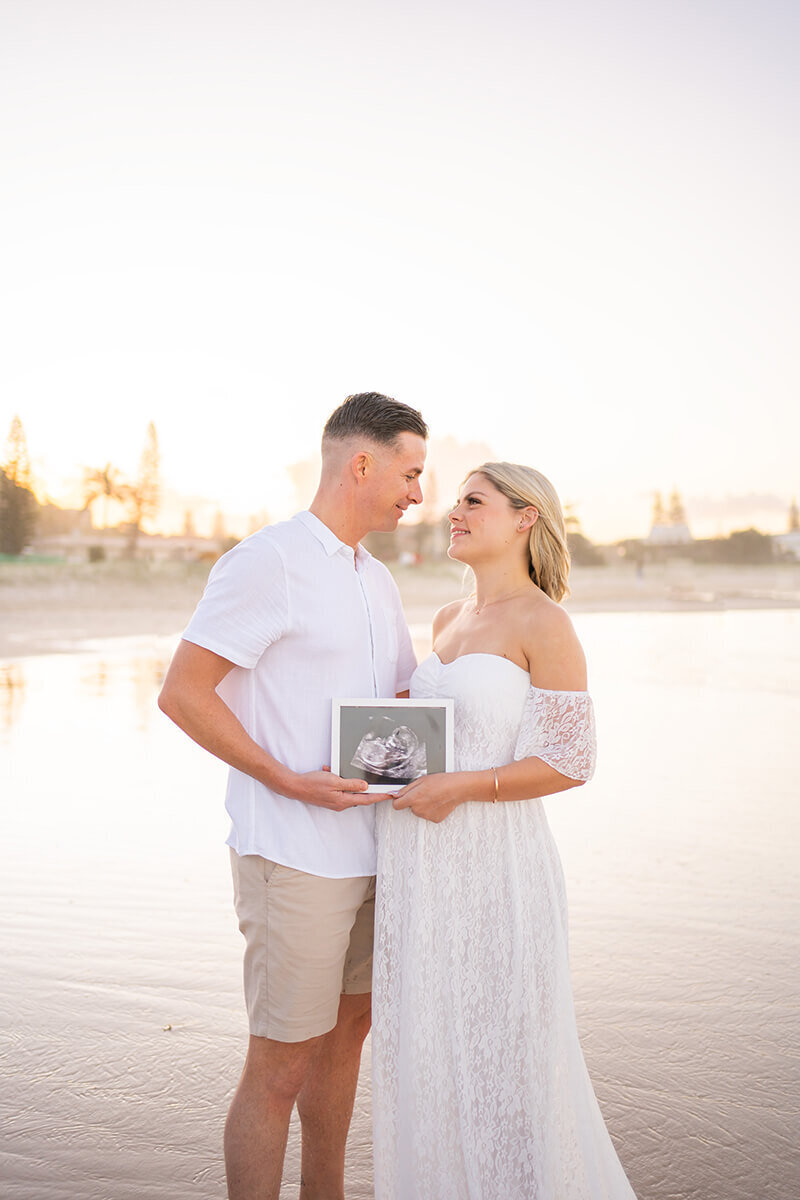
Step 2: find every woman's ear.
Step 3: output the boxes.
[518,506,539,531]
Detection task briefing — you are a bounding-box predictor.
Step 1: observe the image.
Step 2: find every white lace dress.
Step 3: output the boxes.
[372,653,636,1200]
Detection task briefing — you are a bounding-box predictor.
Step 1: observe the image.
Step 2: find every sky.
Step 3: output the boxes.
[1,0,798,542]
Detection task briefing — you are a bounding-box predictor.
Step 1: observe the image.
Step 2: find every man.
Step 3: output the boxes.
[158,392,427,1200]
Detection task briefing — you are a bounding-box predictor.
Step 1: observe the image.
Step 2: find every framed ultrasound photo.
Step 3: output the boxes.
[331,698,454,793]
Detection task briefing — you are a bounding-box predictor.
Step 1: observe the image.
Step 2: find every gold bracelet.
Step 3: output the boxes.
[492,767,499,804]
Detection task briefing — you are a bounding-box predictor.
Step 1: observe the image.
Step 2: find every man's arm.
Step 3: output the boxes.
[158,640,374,811]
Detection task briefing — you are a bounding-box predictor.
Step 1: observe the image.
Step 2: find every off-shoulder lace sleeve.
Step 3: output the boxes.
[513,688,597,781]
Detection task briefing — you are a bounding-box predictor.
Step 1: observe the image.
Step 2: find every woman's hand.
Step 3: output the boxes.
[391,772,477,823]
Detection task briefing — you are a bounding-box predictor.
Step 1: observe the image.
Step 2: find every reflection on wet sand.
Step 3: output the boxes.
[76,647,174,732]
[132,652,172,733]
[0,613,798,1200]
[0,662,25,735]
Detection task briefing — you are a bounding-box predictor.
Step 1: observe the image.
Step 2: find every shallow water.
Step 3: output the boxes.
[1,611,798,1199]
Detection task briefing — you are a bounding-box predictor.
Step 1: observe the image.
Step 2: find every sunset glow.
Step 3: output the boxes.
[2,0,797,543]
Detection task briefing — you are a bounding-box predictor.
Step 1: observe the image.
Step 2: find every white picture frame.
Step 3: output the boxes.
[331,698,455,793]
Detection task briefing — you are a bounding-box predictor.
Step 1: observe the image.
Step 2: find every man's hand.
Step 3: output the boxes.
[390,773,471,823]
[159,642,382,813]
[292,770,378,812]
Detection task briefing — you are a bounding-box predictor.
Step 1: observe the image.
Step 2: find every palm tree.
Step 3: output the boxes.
[82,463,126,529]
[123,422,161,555]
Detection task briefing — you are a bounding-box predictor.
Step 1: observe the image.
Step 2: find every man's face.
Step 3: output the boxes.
[364,432,426,532]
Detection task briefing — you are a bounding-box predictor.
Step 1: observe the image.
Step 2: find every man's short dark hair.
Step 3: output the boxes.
[323,392,428,446]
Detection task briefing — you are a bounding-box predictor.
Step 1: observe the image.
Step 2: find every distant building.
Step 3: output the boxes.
[30,526,226,563]
[30,505,227,562]
[773,498,800,560]
[775,531,800,561]
[775,496,800,560]
[36,502,92,538]
[646,488,693,545]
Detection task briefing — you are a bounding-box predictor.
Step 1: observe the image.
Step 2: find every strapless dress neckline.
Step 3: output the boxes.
[428,650,528,675]
[424,651,589,697]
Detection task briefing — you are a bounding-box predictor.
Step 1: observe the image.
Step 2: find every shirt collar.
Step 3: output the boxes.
[293,510,372,566]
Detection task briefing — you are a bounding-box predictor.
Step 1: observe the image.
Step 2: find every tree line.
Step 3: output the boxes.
[0,417,161,556]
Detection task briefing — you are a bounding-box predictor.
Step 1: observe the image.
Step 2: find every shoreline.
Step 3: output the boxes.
[1,558,799,660]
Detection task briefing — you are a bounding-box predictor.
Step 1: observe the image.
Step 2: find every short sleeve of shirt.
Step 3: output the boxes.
[182,533,289,669]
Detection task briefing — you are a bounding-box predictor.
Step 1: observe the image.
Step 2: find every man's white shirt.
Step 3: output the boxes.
[182,510,417,877]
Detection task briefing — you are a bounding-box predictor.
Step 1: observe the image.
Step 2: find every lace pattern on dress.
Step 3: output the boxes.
[372,656,635,1199]
[513,688,597,782]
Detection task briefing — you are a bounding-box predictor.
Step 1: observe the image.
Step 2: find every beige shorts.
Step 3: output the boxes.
[229,849,375,1043]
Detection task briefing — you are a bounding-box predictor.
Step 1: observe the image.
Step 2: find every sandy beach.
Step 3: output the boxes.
[1,559,799,1200]
[1,556,799,660]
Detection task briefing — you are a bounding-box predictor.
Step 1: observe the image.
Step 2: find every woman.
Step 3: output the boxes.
[372,462,636,1199]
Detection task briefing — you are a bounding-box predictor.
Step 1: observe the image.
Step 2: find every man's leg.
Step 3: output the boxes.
[227,852,374,1199]
[224,1032,322,1200]
[296,992,372,1199]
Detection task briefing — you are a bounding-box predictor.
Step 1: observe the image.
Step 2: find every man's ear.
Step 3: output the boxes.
[518,506,539,531]
[350,450,372,482]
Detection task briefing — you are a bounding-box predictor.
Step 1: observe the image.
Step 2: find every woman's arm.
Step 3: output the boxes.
[390,756,583,823]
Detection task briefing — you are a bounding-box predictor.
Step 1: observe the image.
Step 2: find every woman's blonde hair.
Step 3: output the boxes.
[469,462,571,602]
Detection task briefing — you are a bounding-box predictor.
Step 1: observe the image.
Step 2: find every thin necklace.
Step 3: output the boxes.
[473,583,530,615]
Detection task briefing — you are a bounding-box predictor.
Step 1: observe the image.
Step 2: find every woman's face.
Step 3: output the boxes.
[448,473,534,564]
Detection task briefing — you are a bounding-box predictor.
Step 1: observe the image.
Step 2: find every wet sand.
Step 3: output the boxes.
[1,569,799,1199]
